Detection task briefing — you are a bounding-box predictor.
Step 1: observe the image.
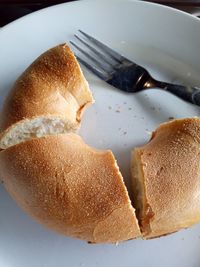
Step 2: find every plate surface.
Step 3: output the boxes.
[0,1,200,266]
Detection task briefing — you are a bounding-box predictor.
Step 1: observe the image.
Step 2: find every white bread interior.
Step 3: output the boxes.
[0,116,77,149]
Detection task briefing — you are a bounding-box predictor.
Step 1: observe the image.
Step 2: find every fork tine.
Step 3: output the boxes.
[79,30,127,63]
[74,34,115,67]
[70,41,111,72]
[76,55,109,81]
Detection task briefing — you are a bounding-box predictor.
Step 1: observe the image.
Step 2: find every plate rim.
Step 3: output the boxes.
[0,1,200,267]
[1,0,200,35]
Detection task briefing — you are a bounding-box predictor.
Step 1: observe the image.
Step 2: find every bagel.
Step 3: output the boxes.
[131,117,200,238]
[1,43,200,243]
[0,44,94,149]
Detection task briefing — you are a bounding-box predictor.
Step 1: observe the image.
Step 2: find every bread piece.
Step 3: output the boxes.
[131,117,200,238]
[0,115,74,149]
[0,133,141,243]
[0,44,94,149]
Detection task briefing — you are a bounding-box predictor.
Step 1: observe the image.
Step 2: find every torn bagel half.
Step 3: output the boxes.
[0,44,141,243]
[131,118,200,238]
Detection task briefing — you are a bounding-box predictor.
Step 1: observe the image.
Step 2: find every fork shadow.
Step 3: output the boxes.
[133,91,176,125]
[132,89,200,125]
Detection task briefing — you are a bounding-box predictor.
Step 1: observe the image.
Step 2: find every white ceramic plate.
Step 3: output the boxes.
[1,1,200,266]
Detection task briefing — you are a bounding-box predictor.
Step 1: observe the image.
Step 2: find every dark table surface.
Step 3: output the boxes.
[0,0,74,26]
[0,0,200,27]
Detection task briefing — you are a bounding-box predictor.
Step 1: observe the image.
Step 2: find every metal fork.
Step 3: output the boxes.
[70,30,200,106]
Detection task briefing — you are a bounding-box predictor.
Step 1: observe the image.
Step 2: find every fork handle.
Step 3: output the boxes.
[157,82,200,106]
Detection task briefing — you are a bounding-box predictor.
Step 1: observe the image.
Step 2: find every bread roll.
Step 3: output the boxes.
[0,134,141,243]
[131,117,200,238]
[0,44,94,149]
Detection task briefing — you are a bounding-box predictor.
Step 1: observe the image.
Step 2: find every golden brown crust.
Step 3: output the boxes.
[0,44,93,133]
[0,134,141,243]
[133,117,200,238]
